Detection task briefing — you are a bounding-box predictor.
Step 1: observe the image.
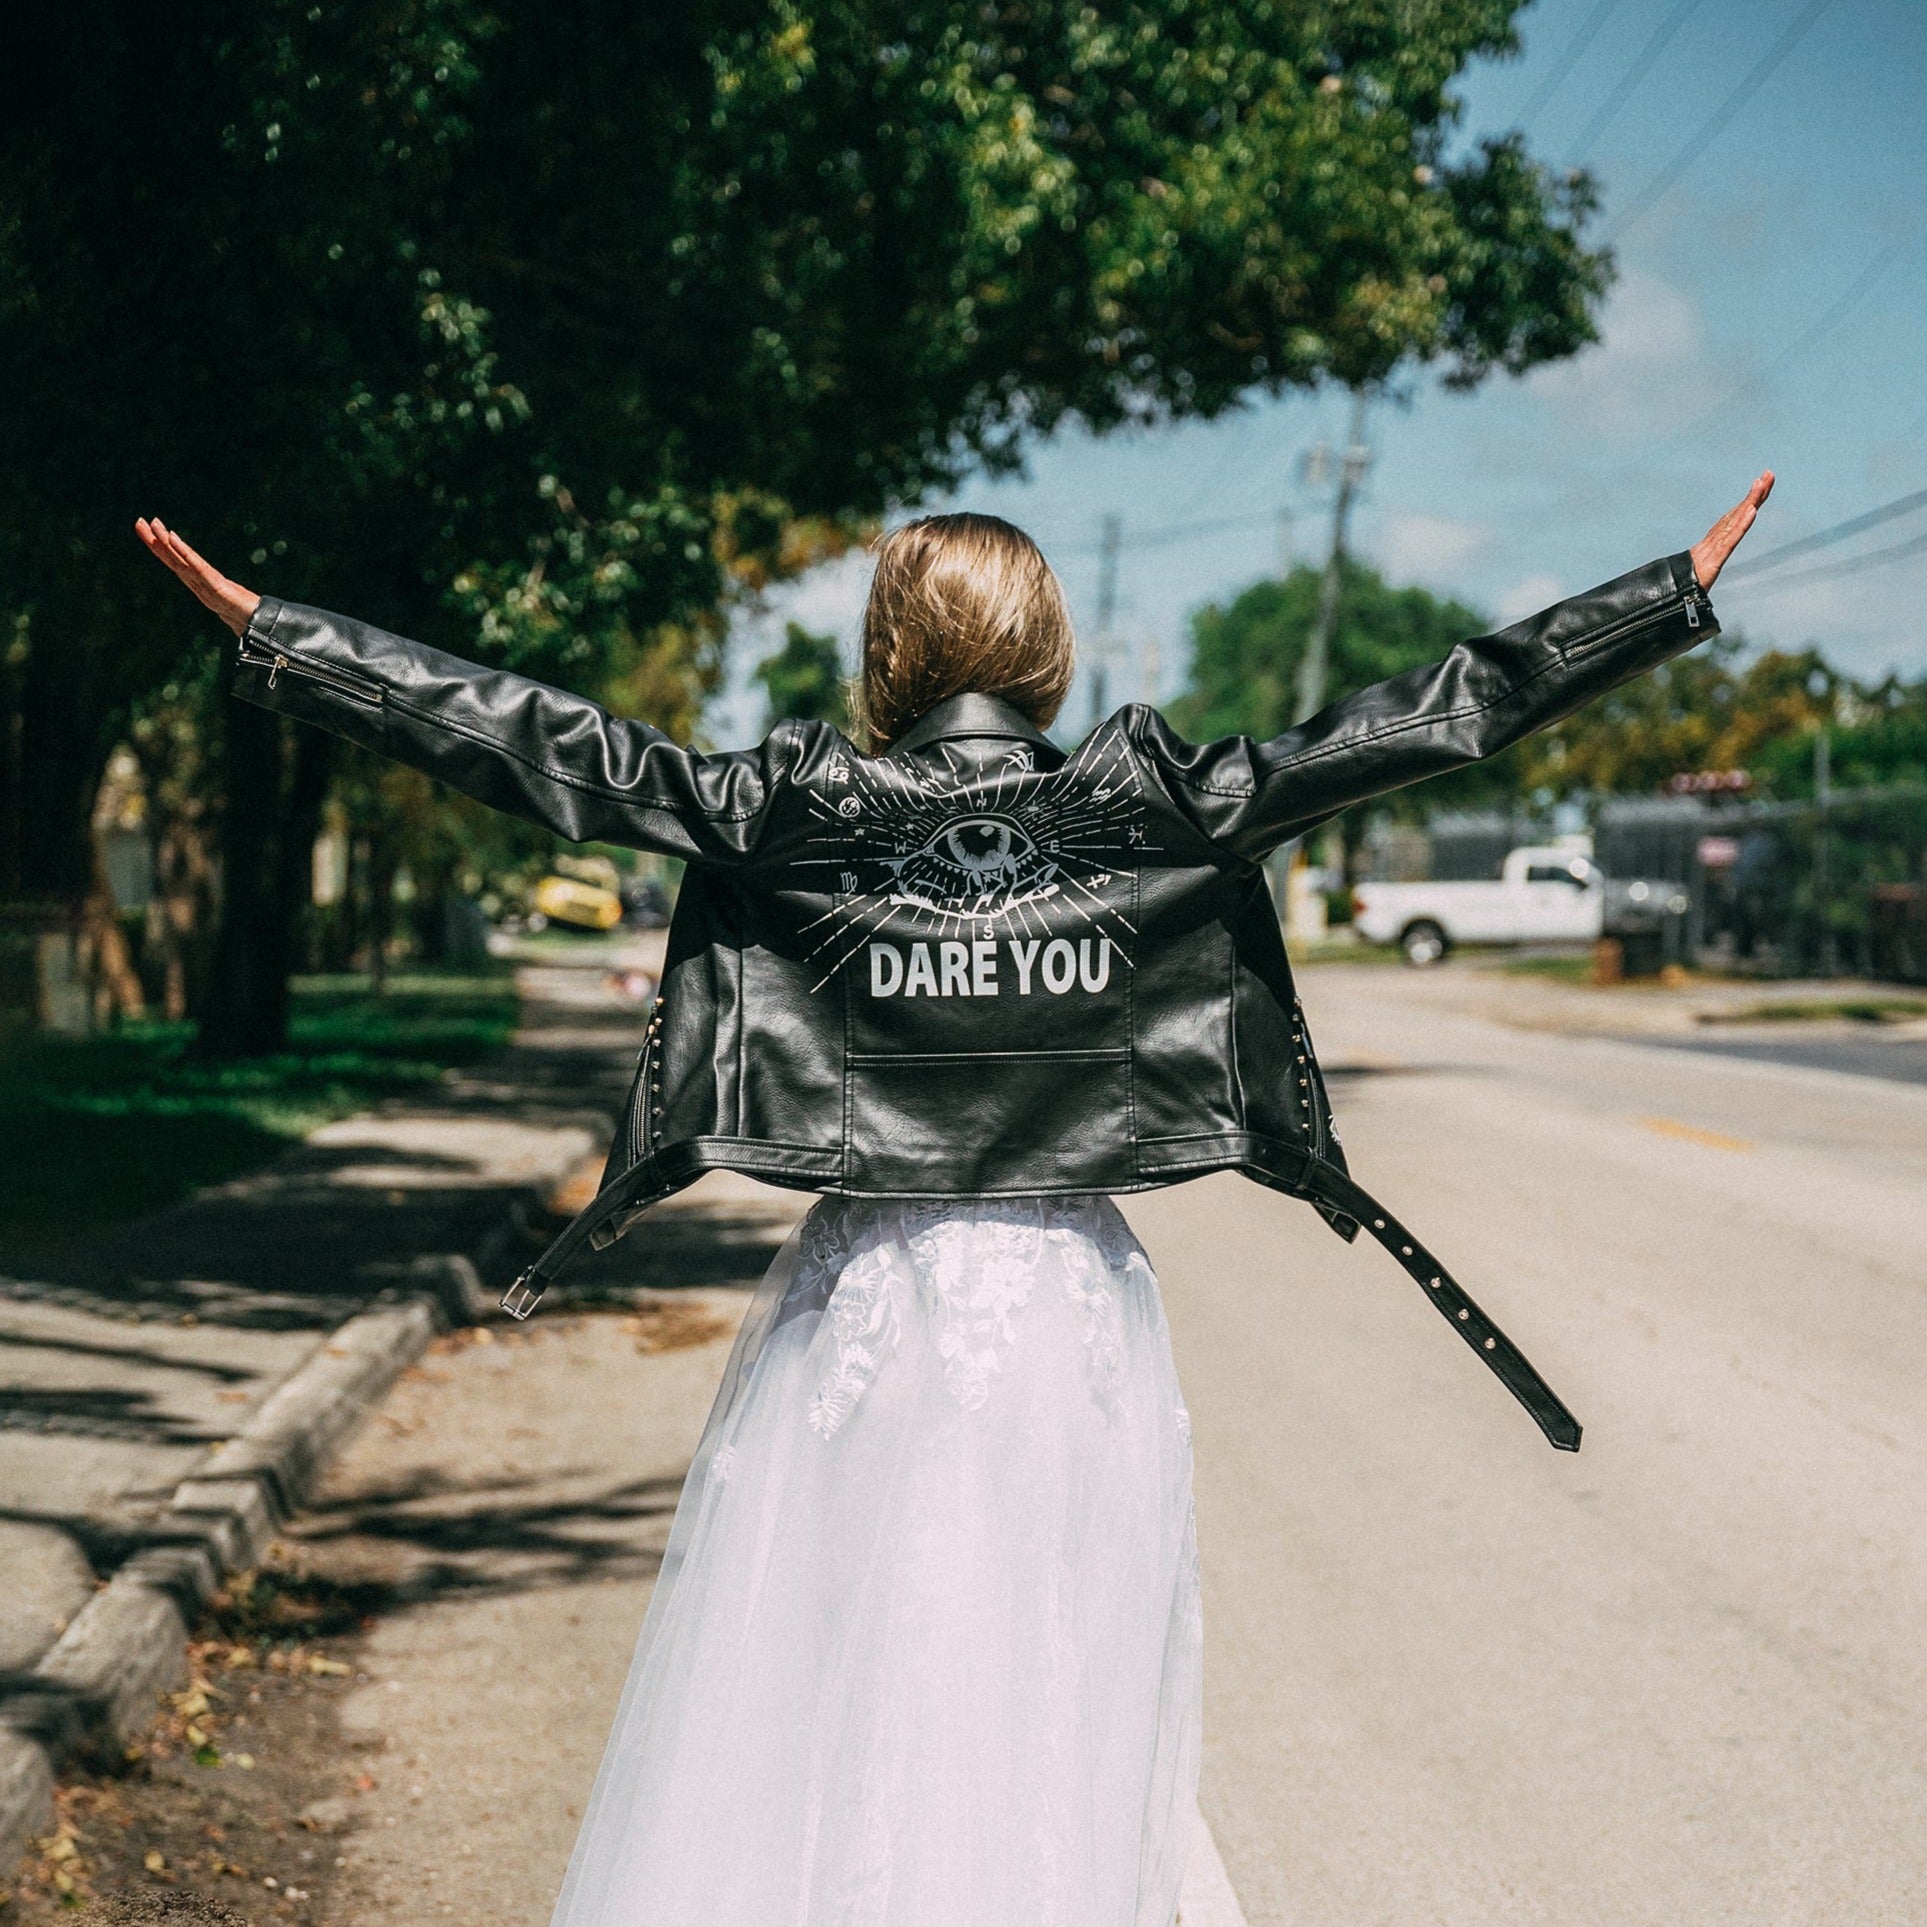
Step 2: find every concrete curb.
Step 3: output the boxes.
[0,1293,442,1873]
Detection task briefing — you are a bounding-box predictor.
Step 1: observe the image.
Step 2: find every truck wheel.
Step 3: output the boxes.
[1400,919,1449,967]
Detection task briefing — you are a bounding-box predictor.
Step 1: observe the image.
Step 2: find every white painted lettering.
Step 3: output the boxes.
[904,942,938,998]
[972,938,999,996]
[869,943,903,997]
[1041,938,1077,994]
[939,940,971,997]
[1078,936,1112,993]
[1010,939,1040,994]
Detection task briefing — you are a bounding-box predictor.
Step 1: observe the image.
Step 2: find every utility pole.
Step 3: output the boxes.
[1293,389,1371,725]
[1090,512,1121,730]
[1275,505,1295,579]
[1814,726,1835,977]
[1278,390,1371,944]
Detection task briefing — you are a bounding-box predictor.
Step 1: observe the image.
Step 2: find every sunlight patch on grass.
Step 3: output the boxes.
[0,967,518,1242]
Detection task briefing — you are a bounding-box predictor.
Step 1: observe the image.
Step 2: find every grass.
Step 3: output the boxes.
[1500,954,1597,983]
[1698,995,1927,1026]
[1291,937,1406,966]
[0,967,519,1245]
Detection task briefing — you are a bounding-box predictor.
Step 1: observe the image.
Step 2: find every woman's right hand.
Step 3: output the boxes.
[1689,472,1774,590]
[135,518,262,636]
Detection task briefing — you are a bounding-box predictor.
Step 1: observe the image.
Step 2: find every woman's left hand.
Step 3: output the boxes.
[135,518,261,636]
[1690,472,1775,590]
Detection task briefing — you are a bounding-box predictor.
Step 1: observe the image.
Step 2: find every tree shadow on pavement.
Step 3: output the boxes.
[288,1462,687,1610]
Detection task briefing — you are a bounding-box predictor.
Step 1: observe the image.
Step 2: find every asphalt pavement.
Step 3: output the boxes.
[1127,962,1927,1926]
[1649,1029,1927,1084]
[32,957,1921,1925]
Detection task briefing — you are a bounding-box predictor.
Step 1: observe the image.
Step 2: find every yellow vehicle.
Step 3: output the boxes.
[532,872,623,931]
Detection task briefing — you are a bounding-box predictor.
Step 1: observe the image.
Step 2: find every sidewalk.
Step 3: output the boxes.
[1317,953,1927,1051]
[6,1185,1245,1926]
[0,946,656,1876]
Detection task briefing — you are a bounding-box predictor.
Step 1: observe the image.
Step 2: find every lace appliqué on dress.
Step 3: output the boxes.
[806,1219,904,1439]
[797,1196,1154,1435]
[909,1209,1046,1411]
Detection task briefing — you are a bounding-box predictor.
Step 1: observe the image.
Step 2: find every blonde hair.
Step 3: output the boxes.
[857,514,1076,748]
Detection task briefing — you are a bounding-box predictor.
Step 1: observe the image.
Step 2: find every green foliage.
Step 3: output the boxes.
[1517,638,1839,798]
[756,622,851,729]
[2,0,1610,698]
[1,0,1612,1037]
[1172,555,1488,741]
[1750,675,1927,797]
[0,968,517,1240]
[1172,561,1876,818]
[1172,555,1532,816]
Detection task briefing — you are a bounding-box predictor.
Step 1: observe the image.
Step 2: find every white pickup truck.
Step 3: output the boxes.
[1352,846,1640,965]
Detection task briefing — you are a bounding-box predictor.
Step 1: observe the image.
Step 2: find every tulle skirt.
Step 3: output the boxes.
[550,1194,1204,1927]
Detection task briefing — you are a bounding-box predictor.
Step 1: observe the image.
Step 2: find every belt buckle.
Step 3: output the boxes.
[499,1271,545,1321]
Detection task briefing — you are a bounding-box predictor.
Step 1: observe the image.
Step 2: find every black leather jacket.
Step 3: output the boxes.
[232,551,1715,1450]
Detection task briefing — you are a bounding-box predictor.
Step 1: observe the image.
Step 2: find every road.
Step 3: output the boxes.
[1649,1029,1927,1085]
[66,964,1923,1925]
[1127,963,1927,1926]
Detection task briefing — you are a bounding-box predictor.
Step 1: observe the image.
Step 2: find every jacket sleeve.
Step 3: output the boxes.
[230,596,790,863]
[1135,552,1716,862]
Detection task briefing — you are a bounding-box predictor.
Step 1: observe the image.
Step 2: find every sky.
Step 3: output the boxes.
[714,0,1927,742]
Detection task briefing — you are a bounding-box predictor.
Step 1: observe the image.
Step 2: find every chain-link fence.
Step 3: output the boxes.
[1596,791,1927,982]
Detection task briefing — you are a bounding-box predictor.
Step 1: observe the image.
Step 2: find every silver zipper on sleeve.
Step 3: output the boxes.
[1568,582,1702,658]
[239,639,384,705]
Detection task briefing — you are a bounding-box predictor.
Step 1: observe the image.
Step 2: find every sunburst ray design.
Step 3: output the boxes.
[794,736,1154,991]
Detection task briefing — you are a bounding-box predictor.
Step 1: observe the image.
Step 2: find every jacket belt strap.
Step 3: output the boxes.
[499,1157,1580,1452]
[1298,1160,1582,1453]
[497,1164,686,1320]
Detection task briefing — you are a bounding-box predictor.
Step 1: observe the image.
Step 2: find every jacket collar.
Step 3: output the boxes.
[881,692,1055,758]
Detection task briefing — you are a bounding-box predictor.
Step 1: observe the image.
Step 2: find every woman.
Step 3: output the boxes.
[138,474,1770,1925]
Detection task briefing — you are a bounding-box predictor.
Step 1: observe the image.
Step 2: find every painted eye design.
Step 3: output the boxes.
[885,813,1061,919]
[937,816,1019,876]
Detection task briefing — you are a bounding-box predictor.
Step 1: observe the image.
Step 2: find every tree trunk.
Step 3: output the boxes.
[199,705,333,1057]
[1,616,115,908]
[0,601,120,1032]
[366,828,397,995]
[84,849,147,1022]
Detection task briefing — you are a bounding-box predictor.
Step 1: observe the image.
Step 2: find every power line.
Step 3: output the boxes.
[1517,0,1622,129]
[1045,508,1279,558]
[1566,0,1709,164]
[1723,522,1927,595]
[1604,0,1838,243]
[1669,242,1903,445]
[1725,484,1927,581]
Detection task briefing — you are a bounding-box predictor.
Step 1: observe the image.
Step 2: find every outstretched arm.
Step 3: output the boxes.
[1140,475,1774,862]
[135,519,789,864]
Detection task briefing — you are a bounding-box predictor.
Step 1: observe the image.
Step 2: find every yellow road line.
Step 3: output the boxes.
[1639,1115,1754,1153]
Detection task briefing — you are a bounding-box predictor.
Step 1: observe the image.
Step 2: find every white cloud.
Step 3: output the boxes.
[1495,572,1566,626]
[1374,511,1494,584]
[1528,269,1712,438]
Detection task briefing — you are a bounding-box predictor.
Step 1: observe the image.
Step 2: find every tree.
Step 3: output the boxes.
[1173,557,1491,740]
[2,0,1612,1047]
[1751,671,1927,797]
[1515,638,1839,798]
[756,624,851,731]
[1173,555,1521,816]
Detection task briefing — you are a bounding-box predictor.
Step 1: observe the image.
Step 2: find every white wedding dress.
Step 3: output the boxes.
[551,1195,1203,1927]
